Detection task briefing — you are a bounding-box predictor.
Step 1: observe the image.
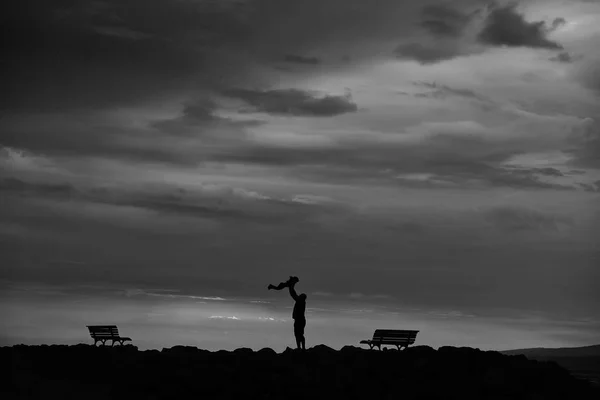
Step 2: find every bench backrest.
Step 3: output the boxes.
[87,325,120,338]
[372,329,419,345]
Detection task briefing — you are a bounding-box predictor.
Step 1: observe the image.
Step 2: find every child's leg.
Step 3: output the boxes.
[268,281,289,290]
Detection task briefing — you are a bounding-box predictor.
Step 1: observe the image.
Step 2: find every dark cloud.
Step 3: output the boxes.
[0,178,77,197]
[283,54,321,65]
[0,117,199,166]
[0,0,570,116]
[206,129,577,191]
[0,0,247,112]
[3,107,568,191]
[483,167,570,190]
[0,0,591,189]
[411,81,497,109]
[114,194,281,224]
[551,17,567,31]
[503,166,565,177]
[151,100,222,135]
[394,42,463,64]
[0,177,344,225]
[530,167,564,177]
[396,3,568,64]
[393,163,573,191]
[223,88,358,117]
[579,182,599,192]
[569,169,587,175]
[0,98,262,165]
[549,52,575,63]
[112,187,345,225]
[151,100,263,136]
[420,3,474,37]
[478,3,564,49]
[0,0,455,112]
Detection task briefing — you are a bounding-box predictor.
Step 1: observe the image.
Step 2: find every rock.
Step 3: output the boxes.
[2,344,598,399]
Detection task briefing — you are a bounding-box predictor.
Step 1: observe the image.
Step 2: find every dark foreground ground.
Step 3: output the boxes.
[4,344,600,400]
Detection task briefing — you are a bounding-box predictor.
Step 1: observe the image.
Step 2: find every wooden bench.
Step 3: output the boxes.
[360,329,419,350]
[87,325,132,346]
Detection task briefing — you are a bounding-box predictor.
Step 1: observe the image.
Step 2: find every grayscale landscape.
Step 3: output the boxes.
[2,1,599,398]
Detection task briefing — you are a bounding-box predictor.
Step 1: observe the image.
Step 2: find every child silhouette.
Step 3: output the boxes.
[268,276,299,290]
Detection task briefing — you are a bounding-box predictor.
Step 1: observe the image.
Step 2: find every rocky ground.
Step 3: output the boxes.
[4,344,599,399]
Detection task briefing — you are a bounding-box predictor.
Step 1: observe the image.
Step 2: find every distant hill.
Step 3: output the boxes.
[501,345,600,387]
[501,344,600,358]
[3,344,599,399]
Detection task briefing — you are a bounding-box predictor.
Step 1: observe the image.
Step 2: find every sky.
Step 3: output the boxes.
[1,0,599,351]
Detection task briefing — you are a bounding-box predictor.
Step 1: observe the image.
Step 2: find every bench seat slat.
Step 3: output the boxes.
[373,336,416,339]
[88,329,118,332]
[91,335,130,339]
[369,340,415,343]
[87,325,118,329]
[373,336,414,340]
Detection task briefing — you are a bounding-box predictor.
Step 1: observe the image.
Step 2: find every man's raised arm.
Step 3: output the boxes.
[288,283,299,301]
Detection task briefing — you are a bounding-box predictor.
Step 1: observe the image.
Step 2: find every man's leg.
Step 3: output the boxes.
[294,319,306,350]
[294,320,301,349]
[300,319,306,350]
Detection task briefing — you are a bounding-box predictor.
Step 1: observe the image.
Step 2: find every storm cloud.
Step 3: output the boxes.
[420,3,475,38]
[477,3,564,49]
[223,88,358,117]
[394,42,467,65]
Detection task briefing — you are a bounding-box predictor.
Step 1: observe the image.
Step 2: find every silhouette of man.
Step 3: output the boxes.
[288,280,307,350]
[267,276,306,350]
